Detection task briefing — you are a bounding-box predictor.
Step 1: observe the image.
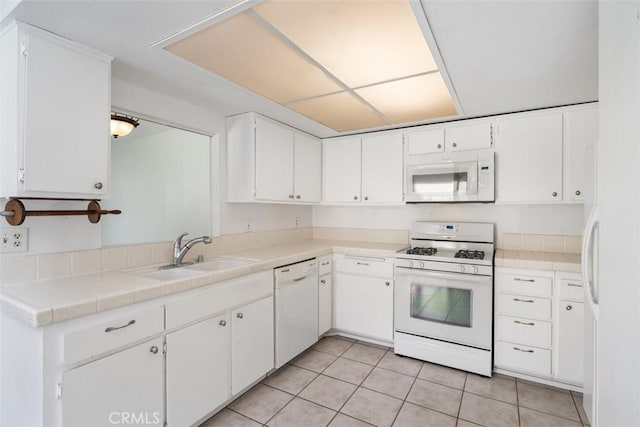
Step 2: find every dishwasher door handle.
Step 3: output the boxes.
[293,276,307,282]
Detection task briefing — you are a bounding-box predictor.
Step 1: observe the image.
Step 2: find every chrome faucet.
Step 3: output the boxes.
[171,232,212,266]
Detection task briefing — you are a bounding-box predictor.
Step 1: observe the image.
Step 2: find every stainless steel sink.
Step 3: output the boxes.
[134,267,206,281]
[186,257,257,272]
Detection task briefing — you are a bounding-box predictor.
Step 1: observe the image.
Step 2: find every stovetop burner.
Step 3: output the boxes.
[454,249,485,260]
[406,247,438,256]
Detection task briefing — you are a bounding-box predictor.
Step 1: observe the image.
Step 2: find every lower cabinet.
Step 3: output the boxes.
[318,256,333,336]
[166,313,231,427]
[494,268,585,388]
[334,255,394,342]
[231,296,274,394]
[62,338,165,427]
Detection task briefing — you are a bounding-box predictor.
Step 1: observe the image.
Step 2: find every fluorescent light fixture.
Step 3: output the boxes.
[164,0,459,132]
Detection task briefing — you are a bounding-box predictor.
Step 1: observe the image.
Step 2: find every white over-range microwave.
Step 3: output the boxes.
[405,150,495,203]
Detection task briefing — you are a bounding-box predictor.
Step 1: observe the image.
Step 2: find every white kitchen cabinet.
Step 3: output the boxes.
[334,255,394,342]
[166,313,231,427]
[62,338,164,427]
[255,116,295,201]
[323,131,404,204]
[445,120,493,151]
[231,296,274,394]
[557,301,585,384]
[318,256,333,336]
[323,136,362,203]
[563,106,598,202]
[0,22,111,199]
[361,132,404,203]
[406,127,444,155]
[227,112,321,203]
[495,111,563,203]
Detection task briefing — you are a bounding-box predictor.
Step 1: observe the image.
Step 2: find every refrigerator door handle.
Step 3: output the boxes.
[582,206,600,320]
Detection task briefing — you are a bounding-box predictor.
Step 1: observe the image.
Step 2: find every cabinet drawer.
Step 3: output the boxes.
[319,258,333,276]
[496,293,552,320]
[496,272,552,297]
[495,341,551,377]
[496,315,552,348]
[335,256,393,277]
[64,306,164,365]
[557,278,584,301]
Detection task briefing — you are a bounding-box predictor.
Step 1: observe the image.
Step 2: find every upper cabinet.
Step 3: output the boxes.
[0,22,112,199]
[323,131,404,204]
[563,106,598,202]
[495,104,597,204]
[227,112,322,204]
[405,119,492,155]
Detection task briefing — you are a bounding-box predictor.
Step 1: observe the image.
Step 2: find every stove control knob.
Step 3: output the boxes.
[407,260,414,268]
[418,261,425,268]
[459,265,466,273]
[472,266,479,274]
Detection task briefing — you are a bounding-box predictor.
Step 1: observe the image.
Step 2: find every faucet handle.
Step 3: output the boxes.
[174,232,189,247]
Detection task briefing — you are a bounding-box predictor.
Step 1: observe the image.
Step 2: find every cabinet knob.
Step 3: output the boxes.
[236,312,244,319]
[452,142,457,148]
[552,192,558,197]
[353,196,358,200]
[364,196,369,201]
[575,190,581,196]
[565,305,573,311]
[385,281,390,286]
[149,345,159,354]
[437,144,442,149]
[296,195,301,199]
[219,319,227,326]
[288,194,294,199]
[94,182,103,190]
[320,279,326,284]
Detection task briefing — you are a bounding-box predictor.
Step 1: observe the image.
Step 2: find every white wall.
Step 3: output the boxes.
[313,203,584,244]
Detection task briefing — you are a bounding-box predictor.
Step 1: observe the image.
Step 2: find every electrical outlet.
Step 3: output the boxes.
[1,227,28,253]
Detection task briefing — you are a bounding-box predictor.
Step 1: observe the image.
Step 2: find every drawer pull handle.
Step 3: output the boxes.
[567,283,582,288]
[280,268,290,273]
[321,261,330,266]
[105,319,136,333]
[356,262,370,266]
[236,313,244,319]
[514,320,535,326]
[513,347,534,353]
[320,279,326,284]
[514,278,535,283]
[513,298,534,303]
[293,276,307,282]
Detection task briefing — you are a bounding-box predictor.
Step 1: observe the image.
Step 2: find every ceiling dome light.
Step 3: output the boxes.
[110,113,139,138]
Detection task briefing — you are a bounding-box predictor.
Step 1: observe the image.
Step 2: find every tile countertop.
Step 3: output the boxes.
[495,249,581,273]
[0,239,408,328]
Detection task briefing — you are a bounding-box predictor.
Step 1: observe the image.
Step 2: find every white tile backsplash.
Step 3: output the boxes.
[498,233,581,254]
[101,247,128,272]
[71,250,102,276]
[127,244,154,268]
[37,253,71,281]
[0,255,36,286]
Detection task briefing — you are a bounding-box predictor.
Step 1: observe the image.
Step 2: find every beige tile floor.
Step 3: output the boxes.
[202,336,590,427]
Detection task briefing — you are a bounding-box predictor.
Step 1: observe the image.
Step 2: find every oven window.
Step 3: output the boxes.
[412,172,468,195]
[410,284,472,327]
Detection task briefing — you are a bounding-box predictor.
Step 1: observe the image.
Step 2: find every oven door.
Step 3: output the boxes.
[395,267,492,350]
[406,161,478,202]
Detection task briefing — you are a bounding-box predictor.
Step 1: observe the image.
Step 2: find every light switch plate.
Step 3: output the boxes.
[1,227,28,253]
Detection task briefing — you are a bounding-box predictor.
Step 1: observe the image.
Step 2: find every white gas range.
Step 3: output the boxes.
[394,221,495,377]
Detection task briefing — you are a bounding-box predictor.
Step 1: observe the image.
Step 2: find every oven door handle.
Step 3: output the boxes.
[396,267,492,284]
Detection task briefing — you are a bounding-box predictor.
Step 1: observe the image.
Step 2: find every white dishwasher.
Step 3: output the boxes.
[275,259,319,368]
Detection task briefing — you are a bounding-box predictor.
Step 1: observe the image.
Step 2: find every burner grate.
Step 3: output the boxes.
[454,249,485,260]
[406,247,438,256]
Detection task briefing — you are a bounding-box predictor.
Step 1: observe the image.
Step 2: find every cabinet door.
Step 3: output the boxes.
[318,274,333,336]
[361,132,404,203]
[166,313,231,427]
[294,132,322,202]
[563,107,598,202]
[323,137,361,203]
[496,113,563,202]
[406,127,444,154]
[23,31,110,196]
[335,273,394,341]
[62,338,164,427]
[557,301,585,384]
[445,121,493,151]
[255,117,294,201]
[231,296,274,394]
